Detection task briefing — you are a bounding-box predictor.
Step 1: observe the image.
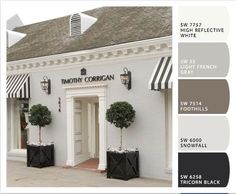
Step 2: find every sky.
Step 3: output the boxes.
[2,0,173,26]
[2,1,100,25]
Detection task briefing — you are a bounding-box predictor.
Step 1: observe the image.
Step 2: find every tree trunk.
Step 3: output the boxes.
[119,128,123,150]
[39,126,42,145]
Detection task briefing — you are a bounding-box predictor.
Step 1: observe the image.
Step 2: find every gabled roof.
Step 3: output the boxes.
[7,7,172,62]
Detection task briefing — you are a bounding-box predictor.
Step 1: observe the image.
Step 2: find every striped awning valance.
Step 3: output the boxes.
[7,73,30,98]
[148,56,172,91]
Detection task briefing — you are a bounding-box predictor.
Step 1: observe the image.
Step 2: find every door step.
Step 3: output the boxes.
[63,158,106,173]
[74,158,103,172]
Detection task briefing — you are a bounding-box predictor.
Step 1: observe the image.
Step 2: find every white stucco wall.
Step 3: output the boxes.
[7,100,11,151]
[22,54,171,180]
[7,37,172,180]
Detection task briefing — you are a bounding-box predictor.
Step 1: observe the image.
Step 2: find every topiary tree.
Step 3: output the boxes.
[106,101,135,150]
[29,104,52,145]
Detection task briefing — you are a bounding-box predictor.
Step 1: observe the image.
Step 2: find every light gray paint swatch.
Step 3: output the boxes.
[179,116,229,151]
[179,43,229,77]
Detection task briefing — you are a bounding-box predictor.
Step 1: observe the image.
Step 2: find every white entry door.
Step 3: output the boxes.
[65,85,107,170]
[74,99,89,165]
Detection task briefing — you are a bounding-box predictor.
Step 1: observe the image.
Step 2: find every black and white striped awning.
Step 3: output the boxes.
[7,74,30,98]
[148,56,172,91]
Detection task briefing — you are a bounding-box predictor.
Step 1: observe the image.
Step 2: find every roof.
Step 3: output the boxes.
[7,7,172,62]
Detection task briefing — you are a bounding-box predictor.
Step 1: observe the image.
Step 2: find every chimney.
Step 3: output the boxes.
[7,14,24,30]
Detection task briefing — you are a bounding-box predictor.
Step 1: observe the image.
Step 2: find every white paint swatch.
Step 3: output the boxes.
[179,116,229,151]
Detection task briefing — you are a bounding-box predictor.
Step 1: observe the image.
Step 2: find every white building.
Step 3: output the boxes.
[7,7,172,181]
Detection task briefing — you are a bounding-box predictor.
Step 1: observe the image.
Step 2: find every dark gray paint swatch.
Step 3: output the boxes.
[179,79,229,114]
[179,153,230,187]
[179,43,229,77]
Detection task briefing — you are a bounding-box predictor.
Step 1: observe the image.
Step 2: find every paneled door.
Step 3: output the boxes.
[74,99,89,165]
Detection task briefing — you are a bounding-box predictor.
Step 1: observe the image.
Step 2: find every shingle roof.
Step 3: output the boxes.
[7,7,172,62]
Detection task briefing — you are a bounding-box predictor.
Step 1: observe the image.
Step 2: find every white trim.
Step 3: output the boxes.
[10,99,21,150]
[7,149,26,162]
[165,89,172,174]
[63,83,107,90]
[65,84,107,170]
[88,102,97,158]
[88,103,92,157]
[66,97,74,166]
[7,36,172,74]
[165,167,172,175]
[10,99,15,150]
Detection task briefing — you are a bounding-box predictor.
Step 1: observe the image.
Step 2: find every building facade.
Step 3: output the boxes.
[7,7,172,180]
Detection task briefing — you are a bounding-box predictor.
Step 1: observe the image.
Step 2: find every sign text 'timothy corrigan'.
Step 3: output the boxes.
[61,74,115,84]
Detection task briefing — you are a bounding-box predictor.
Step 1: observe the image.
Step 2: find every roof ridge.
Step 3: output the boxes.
[13,7,107,31]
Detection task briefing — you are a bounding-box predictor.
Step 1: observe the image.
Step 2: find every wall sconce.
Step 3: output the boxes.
[120,67,131,90]
[40,76,51,94]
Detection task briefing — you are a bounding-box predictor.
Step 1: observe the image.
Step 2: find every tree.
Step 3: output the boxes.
[29,104,52,144]
[106,101,135,150]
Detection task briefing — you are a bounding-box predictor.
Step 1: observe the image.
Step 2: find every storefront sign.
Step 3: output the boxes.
[61,74,115,84]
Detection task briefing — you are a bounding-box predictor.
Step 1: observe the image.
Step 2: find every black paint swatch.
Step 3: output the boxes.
[179,153,229,187]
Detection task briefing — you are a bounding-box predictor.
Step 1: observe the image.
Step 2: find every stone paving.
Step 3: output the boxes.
[7,161,172,187]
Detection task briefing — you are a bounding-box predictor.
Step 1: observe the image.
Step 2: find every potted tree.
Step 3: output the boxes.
[27,104,54,168]
[106,101,139,180]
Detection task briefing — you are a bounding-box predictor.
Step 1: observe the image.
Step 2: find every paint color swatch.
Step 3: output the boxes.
[178,7,229,41]
[179,79,229,114]
[179,116,229,151]
[179,153,230,187]
[179,43,229,77]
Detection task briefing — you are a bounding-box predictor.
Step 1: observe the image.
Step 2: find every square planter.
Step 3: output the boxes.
[27,144,54,168]
[107,150,139,180]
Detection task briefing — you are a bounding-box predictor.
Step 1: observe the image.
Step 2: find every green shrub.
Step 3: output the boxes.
[29,104,52,144]
[106,101,135,150]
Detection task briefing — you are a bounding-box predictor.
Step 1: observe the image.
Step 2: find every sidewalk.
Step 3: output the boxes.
[7,161,172,187]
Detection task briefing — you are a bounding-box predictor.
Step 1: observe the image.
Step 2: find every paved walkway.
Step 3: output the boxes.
[8,161,172,187]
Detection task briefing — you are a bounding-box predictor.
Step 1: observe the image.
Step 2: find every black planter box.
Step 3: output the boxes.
[107,150,139,180]
[27,144,54,168]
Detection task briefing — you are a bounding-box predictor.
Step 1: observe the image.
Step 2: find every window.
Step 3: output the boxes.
[9,99,29,150]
